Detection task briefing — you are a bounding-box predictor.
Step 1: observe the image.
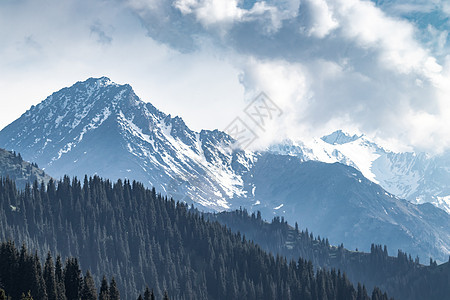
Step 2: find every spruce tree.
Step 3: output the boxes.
[109,277,120,300]
[0,241,19,298]
[64,258,82,300]
[371,287,387,300]
[99,276,110,300]
[32,252,47,300]
[80,270,97,300]
[163,291,169,300]
[143,287,150,300]
[18,244,31,299]
[55,256,66,300]
[43,252,57,300]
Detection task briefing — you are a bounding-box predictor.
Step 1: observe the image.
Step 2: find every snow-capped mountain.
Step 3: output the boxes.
[269,130,450,214]
[0,77,251,210]
[0,77,448,262]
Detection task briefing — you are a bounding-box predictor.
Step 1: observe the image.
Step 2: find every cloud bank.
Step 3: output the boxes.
[1,0,450,152]
[124,0,450,152]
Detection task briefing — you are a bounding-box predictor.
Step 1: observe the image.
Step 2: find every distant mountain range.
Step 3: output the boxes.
[268,130,450,214]
[0,77,448,262]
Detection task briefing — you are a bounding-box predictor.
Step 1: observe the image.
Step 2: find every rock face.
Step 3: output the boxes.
[0,77,449,262]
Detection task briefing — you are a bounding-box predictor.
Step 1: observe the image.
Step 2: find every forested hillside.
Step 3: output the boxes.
[0,176,389,300]
[0,148,51,190]
[0,241,122,300]
[0,241,169,300]
[210,209,450,300]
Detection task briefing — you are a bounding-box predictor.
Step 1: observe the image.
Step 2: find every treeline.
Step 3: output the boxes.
[210,209,450,300]
[0,176,391,299]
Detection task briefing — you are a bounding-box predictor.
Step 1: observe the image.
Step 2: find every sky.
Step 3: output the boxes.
[1,0,450,152]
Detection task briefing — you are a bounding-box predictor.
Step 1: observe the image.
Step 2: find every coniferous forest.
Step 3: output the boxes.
[0,240,122,300]
[0,176,391,300]
[0,149,50,190]
[210,209,450,300]
[0,240,165,300]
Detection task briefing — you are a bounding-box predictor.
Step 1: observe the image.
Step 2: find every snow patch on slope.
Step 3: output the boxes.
[271,136,382,183]
[78,107,111,142]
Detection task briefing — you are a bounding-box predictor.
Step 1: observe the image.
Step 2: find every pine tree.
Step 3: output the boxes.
[143,287,154,300]
[143,287,151,300]
[163,291,170,300]
[99,276,110,300]
[55,256,66,300]
[43,252,57,300]
[17,244,31,299]
[109,277,120,300]
[371,287,387,300]
[0,241,19,299]
[357,283,371,300]
[64,258,82,300]
[81,271,97,300]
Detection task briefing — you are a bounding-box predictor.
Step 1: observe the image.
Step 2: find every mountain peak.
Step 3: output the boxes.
[83,76,116,87]
[35,76,132,113]
[321,130,362,145]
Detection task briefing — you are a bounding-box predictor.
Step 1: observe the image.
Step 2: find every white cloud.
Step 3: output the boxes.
[426,25,449,57]
[306,0,338,38]
[444,3,450,15]
[174,0,300,32]
[334,0,434,75]
[2,0,450,153]
[235,57,310,147]
[174,0,245,25]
